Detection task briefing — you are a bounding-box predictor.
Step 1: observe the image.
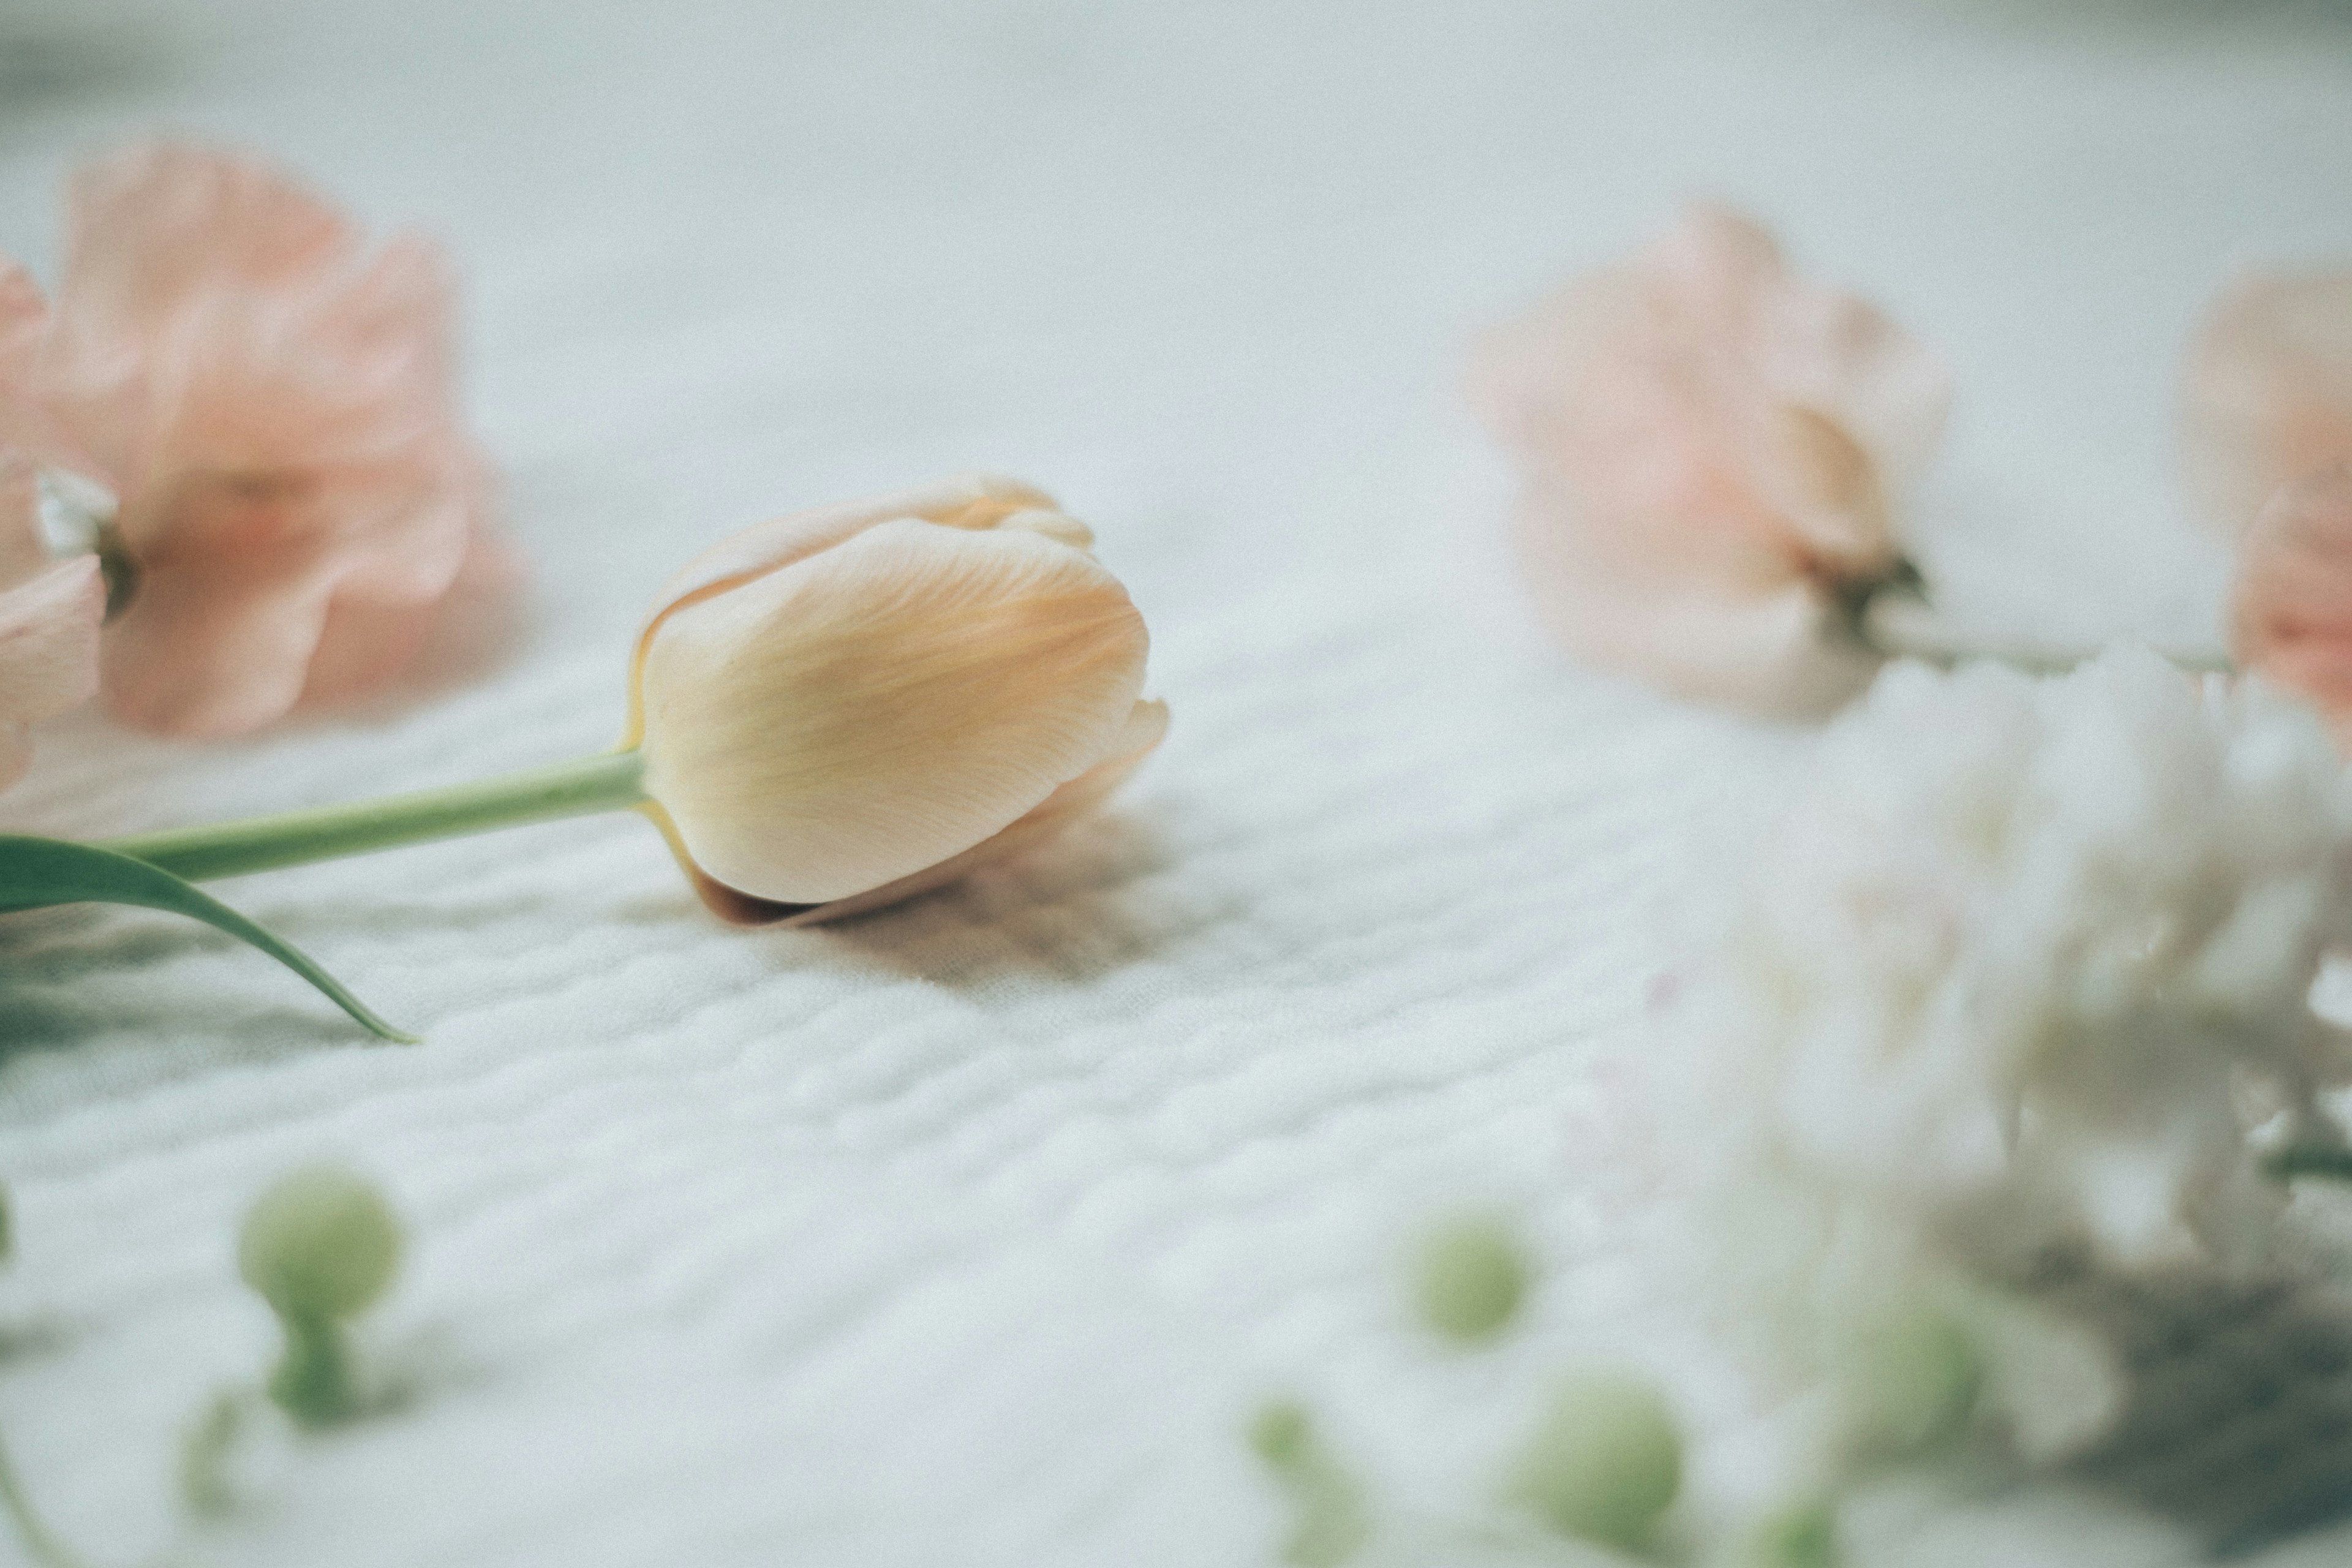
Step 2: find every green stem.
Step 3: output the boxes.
[2267,1145,2352,1182]
[97,750,649,884]
[0,1427,86,1568]
[1851,580,2234,676]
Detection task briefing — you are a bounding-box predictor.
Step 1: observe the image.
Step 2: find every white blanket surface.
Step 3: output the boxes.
[3,2,2350,1563]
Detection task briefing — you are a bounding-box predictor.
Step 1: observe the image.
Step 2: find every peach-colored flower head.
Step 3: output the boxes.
[39,143,499,738]
[2230,465,2352,739]
[2182,270,2352,540]
[1468,205,1950,717]
[624,475,1166,925]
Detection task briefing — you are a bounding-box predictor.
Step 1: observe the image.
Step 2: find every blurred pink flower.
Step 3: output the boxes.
[2230,466,2352,739]
[0,469,103,793]
[1468,205,1950,717]
[0,265,102,790]
[2182,271,2352,540]
[38,143,500,738]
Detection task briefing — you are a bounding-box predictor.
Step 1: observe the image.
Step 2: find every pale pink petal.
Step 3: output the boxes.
[42,142,500,736]
[1469,205,1947,716]
[638,518,1150,905]
[2230,466,2352,734]
[0,441,50,594]
[297,518,521,712]
[0,552,104,790]
[0,262,74,475]
[1514,481,1879,717]
[100,537,339,740]
[2183,270,2352,539]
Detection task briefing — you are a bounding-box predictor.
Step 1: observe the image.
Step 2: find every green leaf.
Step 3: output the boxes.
[0,835,415,1043]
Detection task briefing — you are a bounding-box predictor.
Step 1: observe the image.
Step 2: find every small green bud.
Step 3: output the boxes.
[1411,1216,1529,1345]
[1250,1401,1316,1471]
[178,1391,246,1519]
[1504,1371,1683,1552]
[237,1166,402,1324]
[1739,1495,1838,1568]
[1852,1306,1978,1455]
[1246,1401,1371,1567]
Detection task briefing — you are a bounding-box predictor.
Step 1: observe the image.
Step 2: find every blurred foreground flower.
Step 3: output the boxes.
[21,142,503,738]
[99,475,1164,933]
[240,1165,404,1426]
[2182,269,2352,539]
[1468,205,1949,717]
[1649,647,2352,1477]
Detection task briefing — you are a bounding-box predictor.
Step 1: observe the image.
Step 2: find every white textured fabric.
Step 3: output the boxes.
[2,2,2351,1564]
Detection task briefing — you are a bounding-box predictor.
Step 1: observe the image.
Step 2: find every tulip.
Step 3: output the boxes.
[98,476,1166,927]
[625,474,1163,921]
[1467,205,1950,717]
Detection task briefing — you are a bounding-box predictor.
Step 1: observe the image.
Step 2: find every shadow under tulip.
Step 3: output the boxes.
[804,806,1189,991]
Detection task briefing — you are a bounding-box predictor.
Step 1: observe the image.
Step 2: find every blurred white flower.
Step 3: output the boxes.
[1653,646,2352,1461]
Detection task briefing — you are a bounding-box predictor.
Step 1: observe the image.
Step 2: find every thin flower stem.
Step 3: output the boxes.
[0,1427,88,1568]
[1853,588,2234,677]
[97,750,650,884]
[2267,1145,2352,1182]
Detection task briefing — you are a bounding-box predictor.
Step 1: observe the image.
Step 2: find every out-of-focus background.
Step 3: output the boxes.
[2,2,2350,1564]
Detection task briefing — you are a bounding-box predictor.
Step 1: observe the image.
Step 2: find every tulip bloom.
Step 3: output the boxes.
[1468,205,1950,717]
[34,143,502,738]
[2182,270,2352,540]
[626,475,1164,922]
[101,477,1166,927]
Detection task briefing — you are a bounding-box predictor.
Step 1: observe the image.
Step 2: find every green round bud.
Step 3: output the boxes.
[1852,1306,1979,1454]
[1412,1216,1529,1344]
[1741,1495,1839,1568]
[1248,1401,1315,1471]
[1505,1371,1683,1551]
[237,1166,402,1322]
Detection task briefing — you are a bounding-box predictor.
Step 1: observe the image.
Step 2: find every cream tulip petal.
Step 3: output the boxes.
[639,518,1148,904]
[658,698,1170,927]
[995,508,1096,551]
[620,473,1058,746]
[775,697,1167,926]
